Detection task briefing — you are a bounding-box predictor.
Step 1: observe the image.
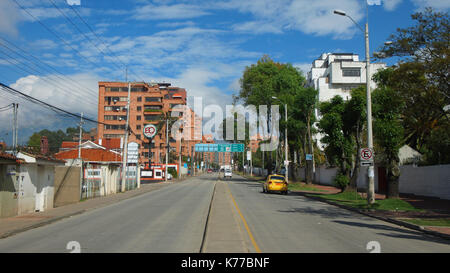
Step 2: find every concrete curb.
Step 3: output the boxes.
[299,193,450,241]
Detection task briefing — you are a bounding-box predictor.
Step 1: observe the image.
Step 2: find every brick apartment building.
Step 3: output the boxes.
[97,81,202,165]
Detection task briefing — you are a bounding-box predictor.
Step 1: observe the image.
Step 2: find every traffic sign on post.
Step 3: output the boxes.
[143,124,157,139]
[360,148,374,166]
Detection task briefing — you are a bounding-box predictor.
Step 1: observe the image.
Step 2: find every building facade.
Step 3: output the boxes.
[306,53,386,148]
[97,81,201,165]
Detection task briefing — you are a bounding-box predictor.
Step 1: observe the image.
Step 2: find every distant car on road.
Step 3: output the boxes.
[263,174,288,195]
[224,168,232,179]
[207,168,213,173]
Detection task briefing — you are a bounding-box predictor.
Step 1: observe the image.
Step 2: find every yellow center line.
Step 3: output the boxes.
[225,183,262,253]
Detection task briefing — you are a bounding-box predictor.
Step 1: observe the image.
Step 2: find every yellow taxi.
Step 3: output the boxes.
[263,174,288,195]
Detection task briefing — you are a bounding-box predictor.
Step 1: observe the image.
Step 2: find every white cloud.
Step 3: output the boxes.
[0,0,23,36]
[293,63,312,76]
[410,0,450,10]
[383,0,403,11]
[215,0,364,38]
[156,21,196,28]
[30,39,58,50]
[1,74,100,134]
[134,3,211,20]
[232,21,283,34]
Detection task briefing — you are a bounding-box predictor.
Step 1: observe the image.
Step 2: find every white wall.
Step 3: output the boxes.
[17,164,55,214]
[295,164,449,200]
[399,164,450,200]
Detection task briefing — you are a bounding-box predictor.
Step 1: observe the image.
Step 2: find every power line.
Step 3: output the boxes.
[12,0,110,74]
[0,44,99,106]
[0,52,98,109]
[0,82,103,125]
[67,3,146,81]
[0,36,99,97]
[47,0,124,73]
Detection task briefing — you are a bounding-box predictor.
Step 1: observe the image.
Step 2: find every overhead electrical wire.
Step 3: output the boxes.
[67,2,146,81]
[0,47,98,107]
[47,0,124,73]
[0,82,102,125]
[0,36,99,97]
[12,0,111,73]
[0,51,98,108]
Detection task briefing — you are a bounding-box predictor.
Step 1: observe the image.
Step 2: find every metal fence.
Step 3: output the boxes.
[82,167,102,199]
[115,166,138,193]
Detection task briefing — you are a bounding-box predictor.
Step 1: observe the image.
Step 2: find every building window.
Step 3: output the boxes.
[136,134,141,140]
[342,68,361,77]
[104,115,126,121]
[137,125,141,130]
[137,97,142,102]
[137,106,142,111]
[145,97,161,102]
[104,124,126,130]
[137,115,141,120]
[144,115,161,121]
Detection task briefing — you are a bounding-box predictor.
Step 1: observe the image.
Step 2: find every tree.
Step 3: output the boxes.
[372,87,404,198]
[291,87,317,184]
[318,96,353,188]
[375,8,449,164]
[343,87,366,190]
[238,55,309,176]
[318,90,366,191]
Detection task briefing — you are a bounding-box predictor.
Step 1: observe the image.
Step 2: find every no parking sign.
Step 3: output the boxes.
[360,148,374,166]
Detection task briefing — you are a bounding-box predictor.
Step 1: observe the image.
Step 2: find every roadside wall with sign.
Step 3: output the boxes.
[399,164,450,200]
[296,164,450,200]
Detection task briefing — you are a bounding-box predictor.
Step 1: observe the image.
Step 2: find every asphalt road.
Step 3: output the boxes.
[0,173,448,253]
[227,175,450,253]
[0,175,215,253]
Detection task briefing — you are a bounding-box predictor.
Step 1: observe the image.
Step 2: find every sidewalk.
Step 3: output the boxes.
[287,182,450,239]
[0,179,184,239]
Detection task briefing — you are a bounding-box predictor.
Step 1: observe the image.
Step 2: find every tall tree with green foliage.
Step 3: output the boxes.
[318,96,353,188]
[291,87,317,184]
[318,89,367,191]
[238,55,308,175]
[343,87,366,190]
[372,86,405,198]
[375,8,449,164]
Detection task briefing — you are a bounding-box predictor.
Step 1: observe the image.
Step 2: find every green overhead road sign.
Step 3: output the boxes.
[195,143,244,152]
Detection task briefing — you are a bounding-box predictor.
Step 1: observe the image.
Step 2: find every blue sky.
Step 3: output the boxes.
[0,0,449,145]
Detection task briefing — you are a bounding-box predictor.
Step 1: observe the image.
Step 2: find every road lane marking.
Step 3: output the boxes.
[226,183,262,253]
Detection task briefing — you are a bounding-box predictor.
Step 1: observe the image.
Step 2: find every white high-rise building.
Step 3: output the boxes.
[306,53,386,149]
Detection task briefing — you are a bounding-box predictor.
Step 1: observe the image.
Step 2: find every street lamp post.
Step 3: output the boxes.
[272,97,288,183]
[121,82,131,192]
[334,9,375,204]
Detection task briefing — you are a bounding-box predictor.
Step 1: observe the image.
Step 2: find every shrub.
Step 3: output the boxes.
[168,167,178,179]
[333,173,349,192]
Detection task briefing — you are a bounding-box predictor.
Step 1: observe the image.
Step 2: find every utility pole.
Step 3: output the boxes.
[284,103,288,183]
[165,117,169,182]
[333,7,375,204]
[179,136,182,178]
[78,112,84,199]
[121,82,131,192]
[365,21,375,204]
[12,103,18,155]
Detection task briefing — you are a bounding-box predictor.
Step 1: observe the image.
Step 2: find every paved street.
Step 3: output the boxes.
[0,174,448,253]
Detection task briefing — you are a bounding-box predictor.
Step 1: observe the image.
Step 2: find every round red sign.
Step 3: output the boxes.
[360,148,373,160]
[143,124,157,138]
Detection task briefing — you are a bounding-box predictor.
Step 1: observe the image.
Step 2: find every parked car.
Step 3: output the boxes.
[207,168,213,173]
[263,174,288,195]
